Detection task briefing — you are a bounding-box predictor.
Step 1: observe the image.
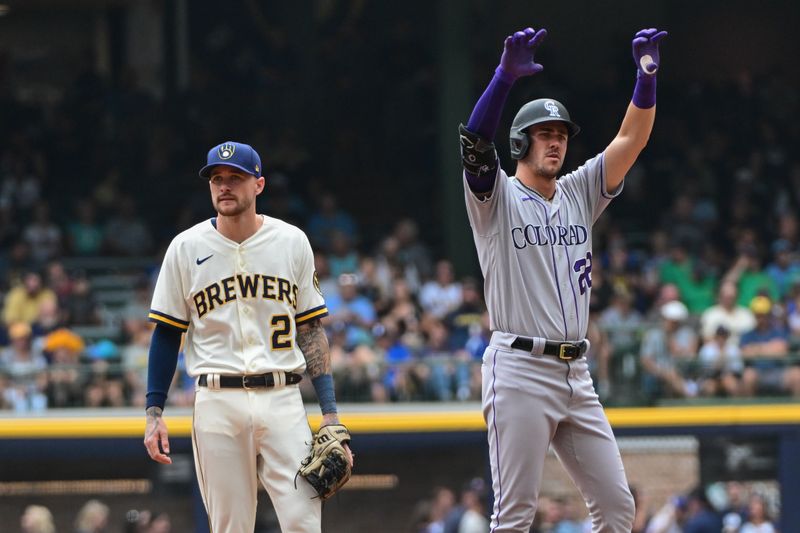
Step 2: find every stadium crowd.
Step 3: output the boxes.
[18,499,171,533]
[409,480,780,533]
[14,479,781,532]
[0,32,799,414]
[0,6,796,533]
[4,206,800,413]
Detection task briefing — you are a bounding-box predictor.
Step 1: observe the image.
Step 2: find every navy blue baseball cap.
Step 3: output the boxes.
[199,141,262,178]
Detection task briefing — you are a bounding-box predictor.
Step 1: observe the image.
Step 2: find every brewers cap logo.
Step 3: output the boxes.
[218,143,236,160]
[544,100,561,118]
[313,271,322,295]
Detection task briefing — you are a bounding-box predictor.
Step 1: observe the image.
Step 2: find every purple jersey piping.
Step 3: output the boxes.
[514,182,568,338]
[512,179,548,209]
[557,209,582,337]
[489,348,503,531]
[536,202,569,340]
[598,153,618,200]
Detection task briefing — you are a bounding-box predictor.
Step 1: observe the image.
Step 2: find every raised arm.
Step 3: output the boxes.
[460,27,547,195]
[604,28,668,192]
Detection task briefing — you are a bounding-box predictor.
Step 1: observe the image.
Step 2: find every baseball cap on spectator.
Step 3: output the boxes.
[8,322,32,340]
[749,295,772,315]
[199,141,262,178]
[660,300,688,321]
[86,339,119,360]
[44,328,85,354]
[463,477,488,498]
[671,494,688,511]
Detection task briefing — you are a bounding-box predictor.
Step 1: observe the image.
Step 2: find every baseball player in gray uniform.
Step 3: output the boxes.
[143,141,352,532]
[459,27,667,532]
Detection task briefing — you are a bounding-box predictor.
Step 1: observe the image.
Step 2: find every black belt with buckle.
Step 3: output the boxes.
[510,337,587,360]
[198,372,303,389]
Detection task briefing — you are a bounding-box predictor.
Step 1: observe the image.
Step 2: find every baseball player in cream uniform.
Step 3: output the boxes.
[459,27,666,532]
[143,141,351,532]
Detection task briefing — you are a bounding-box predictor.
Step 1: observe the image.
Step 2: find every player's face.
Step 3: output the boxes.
[208,165,265,217]
[527,122,568,179]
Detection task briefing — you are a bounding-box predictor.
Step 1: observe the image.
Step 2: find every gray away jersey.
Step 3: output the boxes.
[464,153,621,341]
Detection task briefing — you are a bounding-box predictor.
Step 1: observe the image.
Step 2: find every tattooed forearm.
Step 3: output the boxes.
[145,406,163,441]
[297,319,331,378]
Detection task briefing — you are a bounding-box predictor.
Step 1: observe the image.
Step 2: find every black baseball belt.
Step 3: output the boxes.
[510,337,587,360]
[198,372,303,389]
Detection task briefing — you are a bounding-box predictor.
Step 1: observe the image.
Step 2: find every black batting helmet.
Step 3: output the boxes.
[509,98,580,160]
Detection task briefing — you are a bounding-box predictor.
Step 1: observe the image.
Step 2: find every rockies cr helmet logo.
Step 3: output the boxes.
[544,100,561,118]
[218,143,236,159]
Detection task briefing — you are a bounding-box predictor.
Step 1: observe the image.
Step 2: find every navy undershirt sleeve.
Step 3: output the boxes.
[146,323,183,410]
[311,374,337,415]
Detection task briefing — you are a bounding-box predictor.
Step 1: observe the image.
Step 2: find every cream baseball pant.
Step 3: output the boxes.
[482,333,635,532]
[192,383,321,533]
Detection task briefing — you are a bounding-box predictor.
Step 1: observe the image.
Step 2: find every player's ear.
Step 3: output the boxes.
[256,175,266,195]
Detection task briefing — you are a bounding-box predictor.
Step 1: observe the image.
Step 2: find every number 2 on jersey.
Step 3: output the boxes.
[270,314,293,350]
[573,252,593,295]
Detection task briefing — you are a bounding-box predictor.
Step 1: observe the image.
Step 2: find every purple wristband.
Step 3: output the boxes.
[632,70,656,109]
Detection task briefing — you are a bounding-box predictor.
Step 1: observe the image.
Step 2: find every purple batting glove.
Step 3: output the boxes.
[632,28,667,75]
[498,27,548,80]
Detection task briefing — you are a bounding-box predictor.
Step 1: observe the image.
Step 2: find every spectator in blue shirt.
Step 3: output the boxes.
[325,273,377,349]
[740,296,800,396]
[765,239,800,299]
[683,487,722,533]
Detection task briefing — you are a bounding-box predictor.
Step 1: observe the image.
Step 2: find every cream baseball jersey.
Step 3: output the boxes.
[148,215,328,376]
[463,153,620,341]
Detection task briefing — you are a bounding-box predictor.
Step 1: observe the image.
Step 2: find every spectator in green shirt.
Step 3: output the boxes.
[659,239,717,314]
[723,247,779,307]
[658,239,693,287]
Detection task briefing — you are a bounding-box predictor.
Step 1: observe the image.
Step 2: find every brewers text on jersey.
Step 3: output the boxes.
[189,273,306,318]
